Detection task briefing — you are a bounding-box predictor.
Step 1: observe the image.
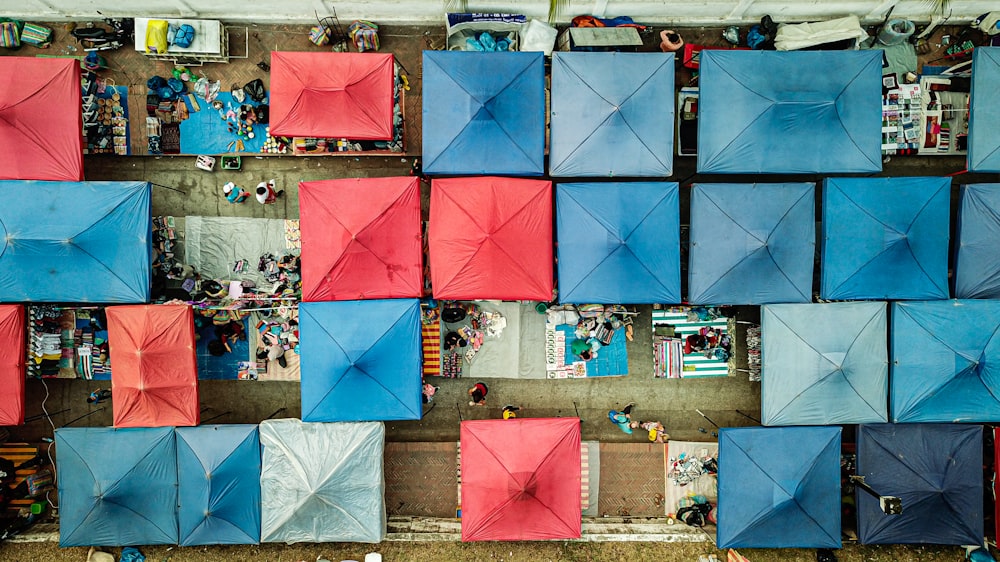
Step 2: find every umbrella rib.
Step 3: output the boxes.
[834,60,882,168]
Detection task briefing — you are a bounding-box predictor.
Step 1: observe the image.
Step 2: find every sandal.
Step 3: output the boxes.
[625,324,634,342]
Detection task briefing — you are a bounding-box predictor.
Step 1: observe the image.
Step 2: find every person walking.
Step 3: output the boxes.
[222,181,249,203]
[608,402,636,434]
[87,388,112,404]
[502,405,521,419]
[468,381,488,406]
[255,179,284,205]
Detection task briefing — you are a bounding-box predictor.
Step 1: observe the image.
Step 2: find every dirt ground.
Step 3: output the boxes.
[0,541,973,562]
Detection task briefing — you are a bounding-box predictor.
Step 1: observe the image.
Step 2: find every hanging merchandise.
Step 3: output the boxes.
[349,20,380,52]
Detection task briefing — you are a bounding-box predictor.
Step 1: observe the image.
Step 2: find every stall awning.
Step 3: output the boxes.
[0,57,83,181]
[698,50,881,174]
[556,182,679,303]
[429,177,553,300]
[689,183,815,305]
[549,52,674,177]
[955,183,1000,299]
[107,305,199,427]
[270,51,395,140]
[422,51,545,175]
[969,47,1000,172]
[0,305,24,426]
[300,176,422,301]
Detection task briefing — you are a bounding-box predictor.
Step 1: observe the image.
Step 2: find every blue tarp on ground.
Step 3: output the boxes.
[697,50,882,174]
[549,52,673,177]
[891,300,1000,422]
[300,299,422,422]
[557,324,629,377]
[0,181,150,303]
[56,427,176,546]
[689,183,815,304]
[718,426,841,549]
[821,177,950,300]
[857,424,983,545]
[955,184,1000,298]
[556,182,679,303]
[762,302,888,426]
[179,92,267,155]
[177,425,261,545]
[969,48,1000,172]
[422,51,545,175]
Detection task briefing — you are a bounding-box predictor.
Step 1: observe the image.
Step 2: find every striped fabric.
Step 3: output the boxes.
[421,320,441,377]
[580,441,590,511]
[0,443,41,515]
[651,309,730,377]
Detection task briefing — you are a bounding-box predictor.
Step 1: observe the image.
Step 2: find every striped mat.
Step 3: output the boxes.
[421,320,441,377]
[0,443,45,515]
[651,309,731,377]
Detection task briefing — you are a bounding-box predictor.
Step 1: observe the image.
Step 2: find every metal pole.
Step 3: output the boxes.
[695,409,720,428]
[265,407,286,420]
[24,408,69,423]
[735,410,761,424]
[202,411,232,424]
[62,407,105,427]
[150,182,186,194]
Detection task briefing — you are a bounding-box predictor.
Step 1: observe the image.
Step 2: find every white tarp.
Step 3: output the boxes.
[259,419,386,543]
[184,216,288,287]
[774,15,868,51]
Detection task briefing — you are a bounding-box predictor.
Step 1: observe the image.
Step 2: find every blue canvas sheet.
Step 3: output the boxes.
[177,425,261,545]
[688,183,815,304]
[821,177,950,301]
[857,424,983,545]
[179,92,267,155]
[891,300,1000,422]
[762,302,887,425]
[300,299,422,421]
[697,50,882,174]
[422,51,545,175]
[557,324,627,377]
[955,184,1000,298]
[56,427,177,546]
[194,317,249,380]
[718,426,841,549]
[556,182,679,304]
[969,48,1000,172]
[0,181,150,303]
[549,52,673,176]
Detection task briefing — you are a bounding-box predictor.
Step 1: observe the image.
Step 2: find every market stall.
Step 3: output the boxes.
[56,427,178,546]
[688,183,814,305]
[0,57,84,181]
[0,305,24,426]
[556,182,679,304]
[422,51,545,175]
[762,302,888,426]
[260,419,385,543]
[176,425,261,545]
[652,306,732,378]
[461,418,581,541]
[549,52,674,177]
[436,301,546,379]
[429,177,553,301]
[0,181,150,303]
[299,299,421,422]
[717,426,841,549]
[954,183,1000,298]
[857,424,983,545]
[821,177,950,301]
[698,50,882,174]
[300,177,422,301]
[969,47,1000,172]
[890,300,1000,422]
[106,305,199,427]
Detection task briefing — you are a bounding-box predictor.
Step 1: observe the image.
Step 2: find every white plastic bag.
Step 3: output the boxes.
[194,76,221,103]
[521,19,557,55]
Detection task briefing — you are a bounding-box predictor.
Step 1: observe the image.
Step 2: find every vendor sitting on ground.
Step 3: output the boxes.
[207,320,245,356]
[631,420,670,443]
[571,337,599,361]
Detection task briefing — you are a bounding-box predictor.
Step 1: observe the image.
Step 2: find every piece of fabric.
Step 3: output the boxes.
[56,427,177,546]
[461,418,581,541]
[422,51,545,175]
[718,426,841,548]
[857,424,983,545]
[107,305,199,427]
[429,177,553,300]
[891,300,1000,422]
[689,183,814,305]
[176,425,261,545]
[969,48,1000,172]
[556,182,679,304]
[549,52,674,177]
[270,52,395,140]
[955,184,1000,298]
[0,305,24,425]
[762,302,887,425]
[697,50,882,174]
[300,177,422,301]
[259,419,385,543]
[0,57,83,181]
[0,181,150,303]
[299,299,421,422]
[183,216,287,288]
[821,177,950,300]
